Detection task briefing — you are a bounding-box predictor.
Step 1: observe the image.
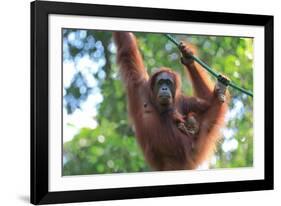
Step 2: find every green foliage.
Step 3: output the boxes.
[63,29,253,175]
[64,119,149,175]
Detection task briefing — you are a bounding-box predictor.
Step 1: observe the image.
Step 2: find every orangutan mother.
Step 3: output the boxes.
[113,32,229,170]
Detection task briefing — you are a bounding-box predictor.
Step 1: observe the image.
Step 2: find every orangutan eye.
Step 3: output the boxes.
[158,79,165,85]
[166,80,173,86]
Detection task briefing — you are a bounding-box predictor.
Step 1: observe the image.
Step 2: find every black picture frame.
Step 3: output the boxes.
[31,0,274,204]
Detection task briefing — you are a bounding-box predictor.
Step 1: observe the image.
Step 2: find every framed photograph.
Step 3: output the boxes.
[31,0,274,204]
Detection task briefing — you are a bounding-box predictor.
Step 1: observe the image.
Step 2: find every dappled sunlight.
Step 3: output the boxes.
[62,29,253,175]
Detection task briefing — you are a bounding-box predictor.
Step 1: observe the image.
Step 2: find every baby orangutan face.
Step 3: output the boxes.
[185,113,200,135]
[177,113,200,136]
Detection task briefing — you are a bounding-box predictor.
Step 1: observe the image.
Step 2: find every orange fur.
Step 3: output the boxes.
[113,32,228,170]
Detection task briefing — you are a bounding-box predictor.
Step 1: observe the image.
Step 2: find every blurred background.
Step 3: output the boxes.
[62,29,253,176]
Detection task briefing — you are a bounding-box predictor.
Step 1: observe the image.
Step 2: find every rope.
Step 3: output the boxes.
[165,34,253,97]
